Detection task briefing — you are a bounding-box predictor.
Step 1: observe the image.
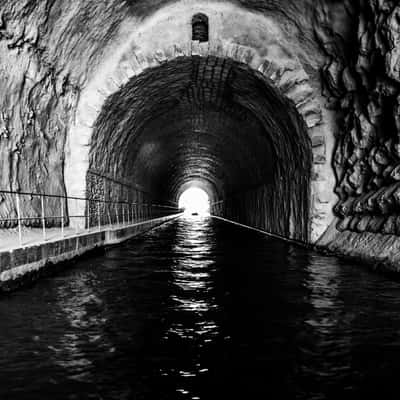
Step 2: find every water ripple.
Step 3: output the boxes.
[1,216,400,399]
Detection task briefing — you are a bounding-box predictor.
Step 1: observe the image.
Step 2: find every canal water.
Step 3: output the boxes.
[1,216,400,399]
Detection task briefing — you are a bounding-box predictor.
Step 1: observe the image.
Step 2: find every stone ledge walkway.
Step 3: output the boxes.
[0,222,154,252]
[0,214,181,290]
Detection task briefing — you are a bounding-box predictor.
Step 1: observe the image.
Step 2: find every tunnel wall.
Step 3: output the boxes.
[320,1,400,237]
[316,1,400,269]
[0,1,123,227]
[211,181,310,242]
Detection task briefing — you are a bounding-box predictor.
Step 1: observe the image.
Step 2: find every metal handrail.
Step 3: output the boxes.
[210,200,224,205]
[0,189,179,208]
[0,189,181,247]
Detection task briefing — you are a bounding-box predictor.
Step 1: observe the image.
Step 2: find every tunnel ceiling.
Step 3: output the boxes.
[89,56,311,202]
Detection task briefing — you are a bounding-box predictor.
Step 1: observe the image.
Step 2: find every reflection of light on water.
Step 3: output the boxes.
[304,254,341,329]
[172,264,215,292]
[169,217,218,322]
[164,217,219,394]
[167,320,219,341]
[171,296,215,313]
[301,254,353,381]
[52,274,113,380]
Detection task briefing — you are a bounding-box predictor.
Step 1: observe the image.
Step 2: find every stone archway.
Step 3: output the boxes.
[65,1,337,242]
[87,56,313,241]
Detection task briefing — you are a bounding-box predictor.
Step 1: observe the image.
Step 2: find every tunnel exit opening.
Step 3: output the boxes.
[178,187,210,216]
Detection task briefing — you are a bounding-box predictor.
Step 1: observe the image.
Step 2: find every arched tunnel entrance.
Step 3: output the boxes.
[88,56,312,242]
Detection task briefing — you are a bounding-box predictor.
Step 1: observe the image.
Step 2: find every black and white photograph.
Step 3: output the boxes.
[0,0,400,398]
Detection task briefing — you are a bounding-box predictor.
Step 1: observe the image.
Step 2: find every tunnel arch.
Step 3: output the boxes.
[87,56,312,241]
[65,0,337,242]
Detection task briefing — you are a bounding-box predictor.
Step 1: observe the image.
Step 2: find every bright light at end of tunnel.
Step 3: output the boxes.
[178,188,210,215]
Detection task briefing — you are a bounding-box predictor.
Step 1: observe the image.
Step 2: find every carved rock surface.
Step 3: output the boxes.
[319,0,400,237]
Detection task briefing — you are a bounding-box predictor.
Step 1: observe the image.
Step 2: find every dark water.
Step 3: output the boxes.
[1,216,400,399]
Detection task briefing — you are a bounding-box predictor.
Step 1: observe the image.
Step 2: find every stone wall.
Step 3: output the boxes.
[86,169,152,228]
[0,1,122,226]
[211,181,310,242]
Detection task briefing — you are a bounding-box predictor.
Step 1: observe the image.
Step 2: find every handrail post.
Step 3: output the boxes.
[107,203,112,226]
[97,201,101,232]
[122,202,125,226]
[16,192,22,246]
[41,194,46,241]
[116,203,119,226]
[86,199,90,232]
[75,198,79,235]
[61,196,64,238]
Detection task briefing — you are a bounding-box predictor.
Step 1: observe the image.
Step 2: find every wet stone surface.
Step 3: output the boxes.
[1,216,400,399]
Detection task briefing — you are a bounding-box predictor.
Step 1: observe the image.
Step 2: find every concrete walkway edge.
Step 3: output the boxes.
[0,214,181,291]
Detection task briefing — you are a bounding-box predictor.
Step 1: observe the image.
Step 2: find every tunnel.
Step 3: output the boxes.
[2,0,400,398]
[88,56,312,241]
[1,0,400,267]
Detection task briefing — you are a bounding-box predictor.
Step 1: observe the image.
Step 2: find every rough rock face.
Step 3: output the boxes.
[317,0,400,238]
[0,1,128,226]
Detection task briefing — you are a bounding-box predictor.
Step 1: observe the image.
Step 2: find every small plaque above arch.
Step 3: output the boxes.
[192,13,209,42]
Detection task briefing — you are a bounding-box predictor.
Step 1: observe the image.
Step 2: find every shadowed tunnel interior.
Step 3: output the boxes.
[89,56,312,241]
